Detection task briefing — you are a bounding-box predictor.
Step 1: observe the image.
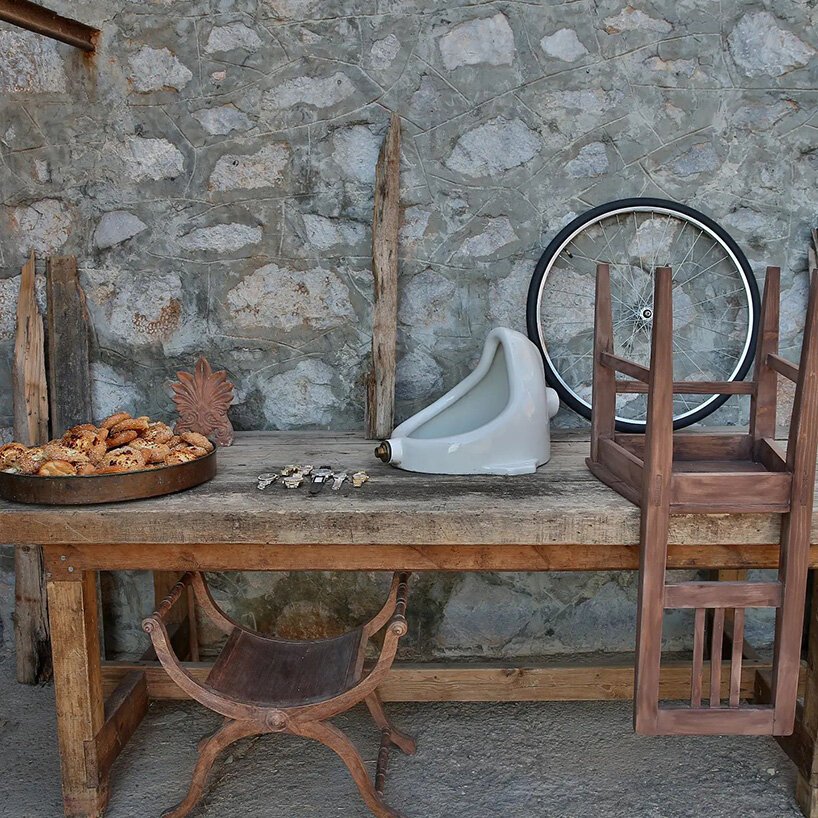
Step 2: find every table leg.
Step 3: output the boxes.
[48,570,108,817]
[797,572,818,817]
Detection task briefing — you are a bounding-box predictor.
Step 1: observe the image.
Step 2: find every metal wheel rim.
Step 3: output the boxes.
[533,204,756,427]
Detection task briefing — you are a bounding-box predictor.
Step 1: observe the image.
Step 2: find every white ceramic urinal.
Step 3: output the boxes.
[375,327,560,475]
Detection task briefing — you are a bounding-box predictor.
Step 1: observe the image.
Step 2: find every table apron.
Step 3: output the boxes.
[41,541,805,577]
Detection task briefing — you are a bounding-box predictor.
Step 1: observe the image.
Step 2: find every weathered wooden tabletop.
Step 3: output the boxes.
[0,432,811,562]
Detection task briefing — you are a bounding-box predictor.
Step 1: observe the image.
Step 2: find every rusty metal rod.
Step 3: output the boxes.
[0,0,99,52]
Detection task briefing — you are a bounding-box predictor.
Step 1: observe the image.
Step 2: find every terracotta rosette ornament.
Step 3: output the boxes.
[172,357,235,447]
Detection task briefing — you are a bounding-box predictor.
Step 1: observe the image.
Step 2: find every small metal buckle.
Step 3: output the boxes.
[283,473,304,489]
[309,466,334,495]
[352,470,369,488]
[257,472,278,490]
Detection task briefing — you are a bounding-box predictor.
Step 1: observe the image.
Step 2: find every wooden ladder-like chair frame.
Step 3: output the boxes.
[587,263,818,736]
[143,571,416,818]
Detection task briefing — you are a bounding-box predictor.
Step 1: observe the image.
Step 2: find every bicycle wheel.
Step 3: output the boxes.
[526,198,760,432]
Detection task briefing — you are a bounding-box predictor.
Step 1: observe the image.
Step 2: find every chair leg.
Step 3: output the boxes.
[296,720,406,818]
[366,693,416,755]
[196,720,226,752]
[162,718,261,818]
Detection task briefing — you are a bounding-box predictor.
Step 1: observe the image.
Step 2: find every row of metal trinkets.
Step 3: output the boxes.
[257,464,370,493]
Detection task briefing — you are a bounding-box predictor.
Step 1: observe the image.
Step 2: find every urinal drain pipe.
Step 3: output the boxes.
[374,441,391,463]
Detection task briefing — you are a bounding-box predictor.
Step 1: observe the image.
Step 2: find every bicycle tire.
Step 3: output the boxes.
[526,198,760,432]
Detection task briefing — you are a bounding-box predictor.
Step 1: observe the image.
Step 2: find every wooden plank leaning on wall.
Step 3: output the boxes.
[46,257,92,438]
[13,254,98,683]
[12,252,51,684]
[366,113,401,440]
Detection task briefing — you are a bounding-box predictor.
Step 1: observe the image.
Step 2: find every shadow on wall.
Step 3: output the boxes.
[96,569,776,662]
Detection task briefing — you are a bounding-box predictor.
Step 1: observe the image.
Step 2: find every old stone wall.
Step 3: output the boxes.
[0,0,815,659]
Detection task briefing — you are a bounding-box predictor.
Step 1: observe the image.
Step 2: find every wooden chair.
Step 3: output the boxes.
[587,263,818,736]
[143,571,416,818]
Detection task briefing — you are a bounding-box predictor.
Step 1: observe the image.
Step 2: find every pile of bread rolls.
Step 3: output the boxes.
[0,412,214,476]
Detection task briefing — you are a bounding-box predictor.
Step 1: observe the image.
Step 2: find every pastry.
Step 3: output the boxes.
[43,442,91,464]
[0,443,27,469]
[110,416,149,435]
[2,411,210,481]
[65,423,97,434]
[100,412,131,430]
[165,450,198,466]
[38,460,76,477]
[107,430,138,448]
[172,444,208,458]
[180,432,214,453]
[16,447,49,475]
[99,445,147,473]
[130,439,171,464]
[142,422,174,445]
[61,426,109,463]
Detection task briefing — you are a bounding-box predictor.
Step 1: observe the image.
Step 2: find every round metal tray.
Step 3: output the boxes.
[0,449,217,505]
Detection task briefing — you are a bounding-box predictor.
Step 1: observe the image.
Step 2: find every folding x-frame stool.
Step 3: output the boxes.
[144,571,415,817]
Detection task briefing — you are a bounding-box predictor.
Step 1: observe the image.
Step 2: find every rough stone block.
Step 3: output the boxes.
[0,29,67,94]
[0,277,20,341]
[540,28,589,62]
[439,13,516,71]
[192,105,253,135]
[445,116,542,178]
[177,223,262,253]
[128,46,193,92]
[12,199,71,255]
[260,359,340,428]
[205,22,263,53]
[728,12,816,79]
[116,137,185,181]
[225,262,355,333]
[209,143,291,191]
[94,211,147,250]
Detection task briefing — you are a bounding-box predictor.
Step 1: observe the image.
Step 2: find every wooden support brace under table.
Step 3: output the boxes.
[99,655,805,704]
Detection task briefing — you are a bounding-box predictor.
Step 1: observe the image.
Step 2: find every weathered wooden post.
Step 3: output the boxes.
[12,252,51,683]
[46,256,92,437]
[366,113,401,440]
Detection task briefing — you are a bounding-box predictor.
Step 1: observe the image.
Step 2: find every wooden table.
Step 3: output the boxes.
[3,431,818,818]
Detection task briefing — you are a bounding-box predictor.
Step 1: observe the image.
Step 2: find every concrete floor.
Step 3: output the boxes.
[0,647,805,818]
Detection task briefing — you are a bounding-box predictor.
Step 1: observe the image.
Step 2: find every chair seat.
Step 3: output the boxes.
[207,626,365,708]
[588,433,794,514]
[671,459,768,473]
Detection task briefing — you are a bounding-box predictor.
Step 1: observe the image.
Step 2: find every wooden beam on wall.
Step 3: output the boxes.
[12,252,51,684]
[366,113,401,440]
[46,256,92,437]
[0,0,99,52]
